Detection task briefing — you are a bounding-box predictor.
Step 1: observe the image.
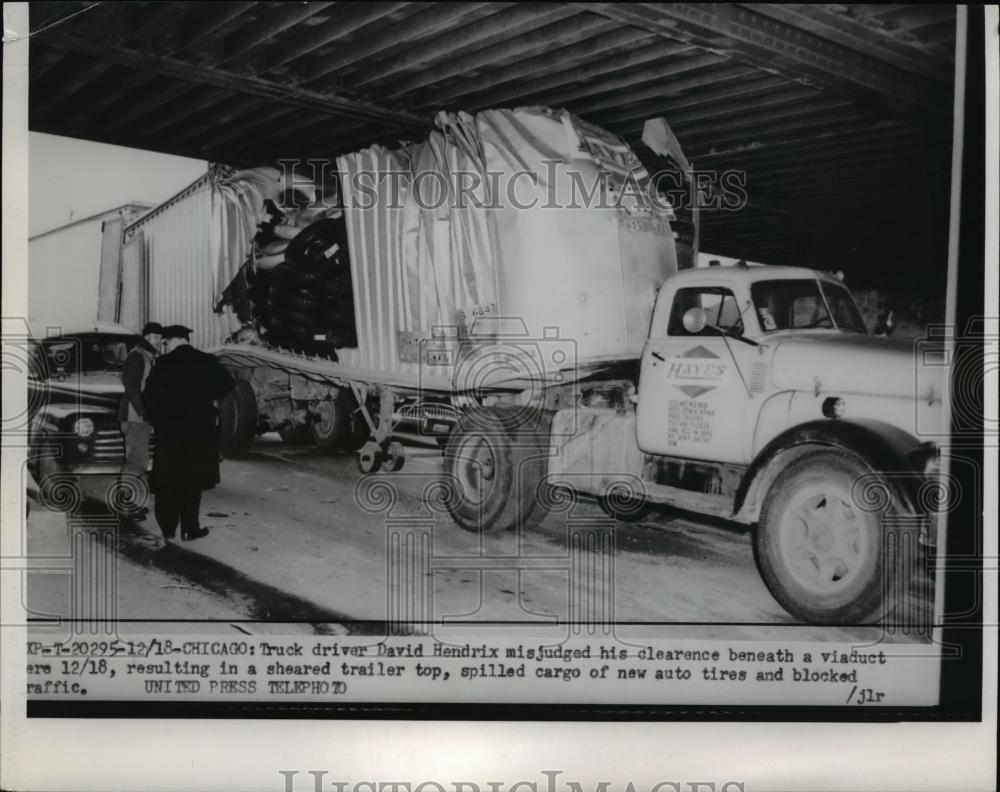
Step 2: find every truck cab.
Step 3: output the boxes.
[636,265,942,464]
[444,264,947,625]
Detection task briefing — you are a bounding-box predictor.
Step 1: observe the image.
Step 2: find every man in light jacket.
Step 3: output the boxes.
[118,321,162,515]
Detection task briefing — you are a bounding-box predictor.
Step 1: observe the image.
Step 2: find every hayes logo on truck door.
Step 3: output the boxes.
[663,345,729,398]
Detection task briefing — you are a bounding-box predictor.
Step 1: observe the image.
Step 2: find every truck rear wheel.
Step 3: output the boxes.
[443,408,545,534]
[219,380,258,458]
[755,449,910,625]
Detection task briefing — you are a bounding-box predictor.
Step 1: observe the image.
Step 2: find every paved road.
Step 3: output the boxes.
[24,435,935,644]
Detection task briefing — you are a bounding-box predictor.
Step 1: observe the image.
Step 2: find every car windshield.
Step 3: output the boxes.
[750,279,867,334]
[37,334,137,376]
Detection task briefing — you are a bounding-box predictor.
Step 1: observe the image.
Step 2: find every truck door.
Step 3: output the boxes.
[636,282,755,463]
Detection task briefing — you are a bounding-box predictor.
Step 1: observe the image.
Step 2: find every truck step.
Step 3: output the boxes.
[640,481,737,522]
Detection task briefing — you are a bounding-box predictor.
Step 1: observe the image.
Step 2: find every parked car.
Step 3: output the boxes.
[26,320,154,509]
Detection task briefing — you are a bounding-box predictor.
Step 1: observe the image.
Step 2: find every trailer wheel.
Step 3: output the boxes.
[310,394,348,451]
[219,379,257,459]
[219,380,258,458]
[443,408,544,533]
[384,441,406,472]
[357,441,382,473]
[754,449,912,625]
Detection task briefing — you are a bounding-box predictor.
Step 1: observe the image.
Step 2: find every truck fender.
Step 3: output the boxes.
[733,419,926,523]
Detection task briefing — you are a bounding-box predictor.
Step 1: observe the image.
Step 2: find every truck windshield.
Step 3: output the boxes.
[750,279,867,334]
[37,334,136,376]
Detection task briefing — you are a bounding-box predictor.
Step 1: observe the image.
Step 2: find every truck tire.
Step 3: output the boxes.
[443,408,546,534]
[310,394,349,451]
[754,449,912,625]
[219,380,258,458]
[285,218,347,268]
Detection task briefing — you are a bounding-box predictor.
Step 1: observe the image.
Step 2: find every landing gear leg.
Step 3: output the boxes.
[354,386,405,473]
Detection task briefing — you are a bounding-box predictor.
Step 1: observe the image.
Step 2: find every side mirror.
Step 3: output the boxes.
[682,307,708,334]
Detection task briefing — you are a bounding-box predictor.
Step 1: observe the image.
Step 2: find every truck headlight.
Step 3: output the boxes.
[73,417,95,437]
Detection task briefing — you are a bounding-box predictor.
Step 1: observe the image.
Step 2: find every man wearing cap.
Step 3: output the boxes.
[117,321,162,516]
[142,325,235,542]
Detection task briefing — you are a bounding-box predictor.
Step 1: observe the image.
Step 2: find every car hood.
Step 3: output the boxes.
[768,332,946,403]
[32,371,123,414]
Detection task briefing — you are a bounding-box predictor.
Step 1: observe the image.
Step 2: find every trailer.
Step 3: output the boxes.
[107,107,687,473]
[32,202,151,326]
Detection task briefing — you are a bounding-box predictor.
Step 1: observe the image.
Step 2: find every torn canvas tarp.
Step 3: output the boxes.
[333,106,679,382]
[640,117,699,270]
[189,107,682,382]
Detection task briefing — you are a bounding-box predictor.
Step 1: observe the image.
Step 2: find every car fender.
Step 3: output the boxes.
[734,418,927,522]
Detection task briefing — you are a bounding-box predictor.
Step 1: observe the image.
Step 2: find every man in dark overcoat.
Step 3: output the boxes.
[142,324,235,542]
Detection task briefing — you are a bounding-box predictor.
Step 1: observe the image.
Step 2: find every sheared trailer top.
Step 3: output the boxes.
[125,106,681,391]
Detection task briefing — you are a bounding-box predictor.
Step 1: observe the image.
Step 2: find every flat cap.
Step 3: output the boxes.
[141,322,163,336]
[161,324,193,339]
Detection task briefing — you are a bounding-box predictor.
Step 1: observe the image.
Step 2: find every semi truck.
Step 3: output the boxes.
[100,107,945,624]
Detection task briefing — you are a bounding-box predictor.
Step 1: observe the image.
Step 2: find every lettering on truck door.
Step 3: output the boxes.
[636,283,756,463]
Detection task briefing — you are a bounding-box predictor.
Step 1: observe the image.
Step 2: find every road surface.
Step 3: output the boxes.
[24,435,935,643]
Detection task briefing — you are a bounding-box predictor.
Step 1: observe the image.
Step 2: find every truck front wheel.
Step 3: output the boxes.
[755,449,910,625]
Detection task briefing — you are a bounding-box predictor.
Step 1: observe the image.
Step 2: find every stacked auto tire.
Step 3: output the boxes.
[249,202,357,357]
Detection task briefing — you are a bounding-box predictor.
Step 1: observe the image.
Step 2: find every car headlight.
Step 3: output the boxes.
[822,396,845,419]
[923,451,941,477]
[73,417,95,438]
[908,442,940,475]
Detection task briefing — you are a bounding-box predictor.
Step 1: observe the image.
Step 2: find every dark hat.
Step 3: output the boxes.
[161,324,193,339]
[141,322,163,336]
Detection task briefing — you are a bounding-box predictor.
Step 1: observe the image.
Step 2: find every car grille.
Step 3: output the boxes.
[91,427,156,463]
[421,404,458,422]
[91,428,125,462]
[395,402,458,423]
